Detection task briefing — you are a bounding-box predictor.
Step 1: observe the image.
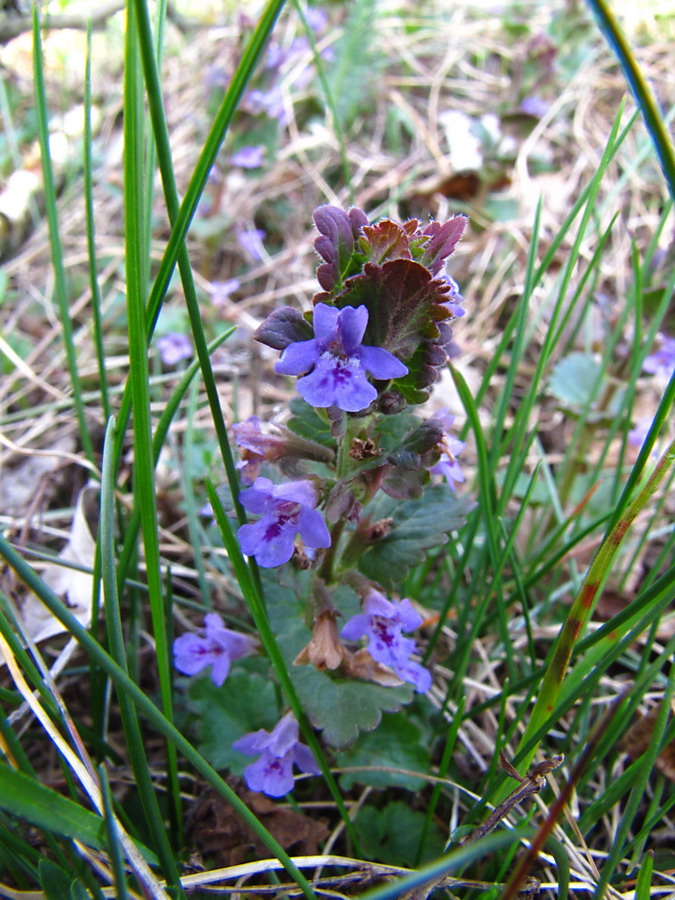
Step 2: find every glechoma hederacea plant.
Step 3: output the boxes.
[175,204,475,796]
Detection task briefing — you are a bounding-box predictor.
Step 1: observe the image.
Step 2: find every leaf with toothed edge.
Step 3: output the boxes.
[264,572,415,749]
[357,484,476,590]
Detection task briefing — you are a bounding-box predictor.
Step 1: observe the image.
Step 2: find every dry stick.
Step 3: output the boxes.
[398,754,563,900]
[500,695,628,900]
[460,754,564,847]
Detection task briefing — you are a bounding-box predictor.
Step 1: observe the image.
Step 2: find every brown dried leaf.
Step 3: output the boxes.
[621,702,675,782]
[190,784,329,867]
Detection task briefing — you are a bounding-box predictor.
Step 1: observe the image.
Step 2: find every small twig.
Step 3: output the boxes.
[0,1,124,45]
[460,753,564,846]
[397,755,563,900]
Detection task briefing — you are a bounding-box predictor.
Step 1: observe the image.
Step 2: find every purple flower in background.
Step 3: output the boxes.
[275,304,408,412]
[428,409,465,490]
[341,589,431,692]
[305,5,328,32]
[208,278,241,307]
[628,416,659,459]
[157,332,192,366]
[233,416,288,484]
[237,228,266,261]
[232,712,319,797]
[230,145,265,169]
[173,613,256,686]
[644,333,675,380]
[237,476,331,567]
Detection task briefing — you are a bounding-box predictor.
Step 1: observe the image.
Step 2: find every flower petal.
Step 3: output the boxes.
[338,305,369,354]
[311,303,341,347]
[340,613,371,641]
[296,507,331,549]
[357,345,408,379]
[268,712,300,756]
[275,339,319,375]
[243,752,295,796]
[296,354,375,411]
[292,744,321,775]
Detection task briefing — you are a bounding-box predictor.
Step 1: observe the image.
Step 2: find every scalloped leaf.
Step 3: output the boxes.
[336,715,430,791]
[357,484,475,589]
[188,664,279,770]
[417,215,468,274]
[355,801,445,866]
[313,204,369,291]
[254,306,313,350]
[336,259,450,364]
[264,572,415,749]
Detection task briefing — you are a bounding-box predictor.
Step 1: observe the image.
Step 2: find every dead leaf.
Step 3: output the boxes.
[621,701,675,782]
[19,486,97,644]
[190,783,329,867]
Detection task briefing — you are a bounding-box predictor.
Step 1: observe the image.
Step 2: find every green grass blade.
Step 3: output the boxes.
[0,763,105,850]
[83,22,111,424]
[31,8,94,463]
[516,435,675,774]
[0,535,316,899]
[98,764,129,900]
[100,417,183,894]
[122,5,183,892]
[587,0,675,201]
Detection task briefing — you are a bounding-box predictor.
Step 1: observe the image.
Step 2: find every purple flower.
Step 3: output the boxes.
[157,332,192,366]
[341,589,431,693]
[305,5,328,32]
[230,145,265,169]
[232,712,319,797]
[173,613,256,686]
[628,416,659,459]
[427,410,465,490]
[644,333,675,380]
[233,416,288,484]
[208,278,241,307]
[275,304,408,412]
[237,476,331,567]
[237,228,266,261]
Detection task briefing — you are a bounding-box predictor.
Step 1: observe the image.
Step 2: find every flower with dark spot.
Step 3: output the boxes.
[232,712,319,797]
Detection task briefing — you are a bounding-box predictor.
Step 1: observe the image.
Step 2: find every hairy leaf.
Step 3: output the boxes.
[254,306,313,350]
[337,259,451,364]
[358,484,475,589]
[287,397,335,448]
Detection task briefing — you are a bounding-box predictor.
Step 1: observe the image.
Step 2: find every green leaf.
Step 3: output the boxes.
[188,664,279,770]
[358,485,475,590]
[355,801,445,867]
[264,573,415,748]
[39,860,89,900]
[336,714,430,790]
[547,352,625,420]
[0,763,106,850]
[547,352,601,407]
[291,666,414,749]
[287,397,336,448]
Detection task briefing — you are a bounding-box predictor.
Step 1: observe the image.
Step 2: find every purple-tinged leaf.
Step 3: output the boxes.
[360,220,412,264]
[254,306,313,350]
[337,259,450,362]
[313,205,368,291]
[418,215,468,274]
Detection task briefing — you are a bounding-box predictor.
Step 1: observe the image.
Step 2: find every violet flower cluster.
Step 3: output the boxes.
[174,204,471,797]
